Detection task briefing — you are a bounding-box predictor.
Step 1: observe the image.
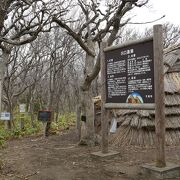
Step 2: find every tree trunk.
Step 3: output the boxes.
[29,100,35,128]
[0,61,3,113]
[80,89,95,145]
[45,106,53,137]
[45,78,54,137]
[55,111,59,122]
[0,50,8,112]
[79,41,96,146]
[6,102,13,130]
[1,50,11,129]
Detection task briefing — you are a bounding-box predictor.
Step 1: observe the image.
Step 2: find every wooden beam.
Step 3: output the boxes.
[105,103,155,110]
[153,24,166,167]
[100,41,109,153]
[104,37,153,52]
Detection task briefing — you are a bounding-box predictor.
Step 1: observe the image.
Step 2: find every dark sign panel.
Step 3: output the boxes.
[105,39,154,104]
[38,110,52,121]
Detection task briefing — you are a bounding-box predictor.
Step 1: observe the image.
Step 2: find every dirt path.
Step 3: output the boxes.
[0,129,180,180]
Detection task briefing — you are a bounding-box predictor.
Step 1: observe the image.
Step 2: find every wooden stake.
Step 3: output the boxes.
[76,105,81,141]
[100,42,108,153]
[153,24,166,167]
[43,122,48,138]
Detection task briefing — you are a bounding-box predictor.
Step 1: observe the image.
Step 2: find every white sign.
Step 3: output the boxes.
[110,117,117,133]
[19,104,26,113]
[0,112,10,120]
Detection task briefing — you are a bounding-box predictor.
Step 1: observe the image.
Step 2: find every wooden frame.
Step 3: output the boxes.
[104,37,153,52]
[100,25,166,167]
[105,103,155,110]
[104,37,154,107]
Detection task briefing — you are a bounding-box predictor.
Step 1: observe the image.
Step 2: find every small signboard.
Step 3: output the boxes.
[19,104,26,113]
[38,110,52,122]
[0,112,10,120]
[105,39,154,105]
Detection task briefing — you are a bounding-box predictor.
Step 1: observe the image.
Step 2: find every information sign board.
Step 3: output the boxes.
[0,112,10,120]
[19,104,26,113]
[38,110,52,122]
[105,39,154,104]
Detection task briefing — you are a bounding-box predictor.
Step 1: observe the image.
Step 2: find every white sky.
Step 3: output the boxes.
[130,0,180,31]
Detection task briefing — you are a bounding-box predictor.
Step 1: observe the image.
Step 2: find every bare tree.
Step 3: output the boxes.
[114,27,141,45]
[0,0,67,118]
[115,22,180,48]
[144,22,180,48]
[52,0,149,145]
[2,44,43,128]
[39,28,81,135]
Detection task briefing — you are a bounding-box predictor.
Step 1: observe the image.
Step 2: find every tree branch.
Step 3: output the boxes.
[52,16,95,57]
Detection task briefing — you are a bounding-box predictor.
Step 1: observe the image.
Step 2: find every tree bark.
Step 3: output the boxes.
[6,102,13,129]
[29,97,35,128]
[1,50,12,129]
[0,0,11,33]
[79,41,96,145]
[0,59,4,113]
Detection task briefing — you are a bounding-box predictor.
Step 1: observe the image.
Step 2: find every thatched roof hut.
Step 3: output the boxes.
[110,46,180,147]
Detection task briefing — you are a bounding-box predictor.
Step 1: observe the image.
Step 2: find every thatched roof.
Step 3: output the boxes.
[110,46,180,147]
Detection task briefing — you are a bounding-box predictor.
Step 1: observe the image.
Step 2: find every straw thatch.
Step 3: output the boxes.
[111,46,180,147]
[94,46,180,147]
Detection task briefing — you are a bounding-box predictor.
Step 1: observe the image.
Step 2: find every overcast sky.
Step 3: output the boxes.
[130,0,180,31]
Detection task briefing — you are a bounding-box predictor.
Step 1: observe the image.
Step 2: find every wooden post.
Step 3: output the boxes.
[153,24,166,167]
[100,42,108,153]
[43,122,48,138]
[76,105,81,141]
[20,113,25,130]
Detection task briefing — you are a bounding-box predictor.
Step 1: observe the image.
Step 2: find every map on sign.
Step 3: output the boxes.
[105,39,154,104]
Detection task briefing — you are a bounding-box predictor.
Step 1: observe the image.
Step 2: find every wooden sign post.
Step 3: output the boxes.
[104,37,155,108]
[153,24,166,167]
[98,25,166,167]
[38,110,52,137]
[100,42,109,153]
[19,104,26,130]
[76,105,81,141]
